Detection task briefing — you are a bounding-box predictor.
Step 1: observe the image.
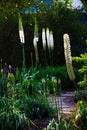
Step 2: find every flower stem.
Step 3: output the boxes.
[22,44,26,71]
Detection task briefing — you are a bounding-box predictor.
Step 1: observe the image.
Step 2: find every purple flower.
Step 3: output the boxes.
[11,67,16,73]
[3,63,8,74]
[2,63,16,74]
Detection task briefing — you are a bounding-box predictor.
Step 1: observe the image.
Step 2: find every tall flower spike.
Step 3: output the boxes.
[33,18,39,66]
[33,37,39,63]
[49,31,54,50]
[46,27,50,50]
[63,33,75,80]
[19,14,25,44]
[42,28,46,51]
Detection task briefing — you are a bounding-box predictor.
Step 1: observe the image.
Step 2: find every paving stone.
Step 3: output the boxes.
[48,91,76,115]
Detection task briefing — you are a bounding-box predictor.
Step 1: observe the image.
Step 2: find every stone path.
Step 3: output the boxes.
[48,91,76,115]
[60,91,76,114]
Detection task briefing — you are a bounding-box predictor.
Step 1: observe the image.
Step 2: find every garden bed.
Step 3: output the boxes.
[30,90,87,130]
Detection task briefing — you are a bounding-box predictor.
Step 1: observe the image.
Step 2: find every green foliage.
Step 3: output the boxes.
[73,53,87,88]
[44,118,78,130]
[81,0,87,11]
[73,53,87,69]
[0,66,56,128]
[41,66,69,89]
[0,74,8,96]
[44,118,58,130]
[0,57,87,129]
[0,97,30,130]
[14,66,67,96]
[58,119,67,130]
[78,72,87,88]
[19,95,53,119]
[14,68,43,97]
[74,91,82,102]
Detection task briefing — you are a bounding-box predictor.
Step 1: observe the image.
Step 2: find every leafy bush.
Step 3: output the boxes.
[73,53,87,88]
[78,66,87,88]
[72,53,87,69]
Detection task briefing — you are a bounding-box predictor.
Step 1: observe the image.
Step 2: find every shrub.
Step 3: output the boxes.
[73,53,87,88]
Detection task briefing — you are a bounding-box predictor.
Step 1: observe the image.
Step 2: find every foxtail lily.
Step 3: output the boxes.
[42,28,46,51]
[19,14,25,44]
[63,33,75,80]
[18,13,26,69]
[33,18,39,66]
[46,27,50,50]
[33,37,39,63]
[49,31,54,50]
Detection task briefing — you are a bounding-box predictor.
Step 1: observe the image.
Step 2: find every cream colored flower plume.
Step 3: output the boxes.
[42,28,46,51]
[19,14,25,44]
[63,33,75,80]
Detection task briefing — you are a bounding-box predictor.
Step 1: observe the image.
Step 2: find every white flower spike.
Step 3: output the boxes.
[63,33,75,80]
[42,28,46,50]
[19,14,25,44]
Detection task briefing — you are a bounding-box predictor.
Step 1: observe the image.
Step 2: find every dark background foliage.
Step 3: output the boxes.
[0,0,87,67]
